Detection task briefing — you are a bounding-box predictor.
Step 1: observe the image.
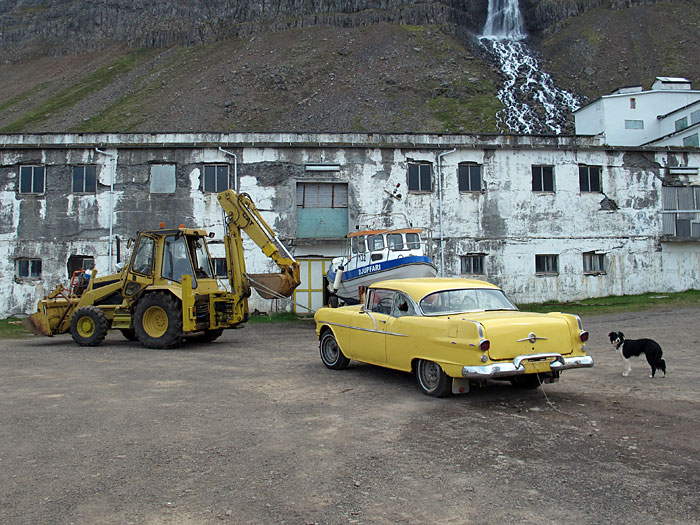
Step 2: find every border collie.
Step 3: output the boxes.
[608,331,667,378]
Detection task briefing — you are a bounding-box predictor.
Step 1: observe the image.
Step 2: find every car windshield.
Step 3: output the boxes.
[419,288,517,315]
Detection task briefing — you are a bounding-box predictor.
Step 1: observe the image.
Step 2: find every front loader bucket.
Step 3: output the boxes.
[248,273,299,299]
[23,311,53,337]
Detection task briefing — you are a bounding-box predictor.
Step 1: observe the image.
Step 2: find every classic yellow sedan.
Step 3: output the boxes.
[314,278,594,397]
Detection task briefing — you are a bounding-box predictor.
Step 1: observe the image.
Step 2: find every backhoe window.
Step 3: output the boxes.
[191,237,214,279]
[162,235,195,287]
[131,237,155,276]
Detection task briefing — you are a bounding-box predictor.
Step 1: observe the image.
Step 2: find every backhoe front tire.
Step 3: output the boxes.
[119,328,138,341]
[134,292,183,349]
[70,306,109,347]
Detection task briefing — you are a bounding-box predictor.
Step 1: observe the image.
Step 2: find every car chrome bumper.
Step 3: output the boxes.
[462,353,594,379]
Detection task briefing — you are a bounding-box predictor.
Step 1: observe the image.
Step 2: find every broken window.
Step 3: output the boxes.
[203,165,229,193]
[67,255,94,278]
[16,258,42,279]
[460,254,485,275]
[19,165,45,194]
[535,254,558,275]
[662,186,700,238]
[579,165,602,193]
[458,164,482,192]
[408,162,432,192]
[150,164,176,194]
[72,165,97,193]
[583,252,605,275]
[532,165,554,192]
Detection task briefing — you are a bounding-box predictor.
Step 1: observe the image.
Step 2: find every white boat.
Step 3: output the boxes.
[326,227,437,305]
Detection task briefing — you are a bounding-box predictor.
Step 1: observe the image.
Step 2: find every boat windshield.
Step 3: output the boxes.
[406,232,421,250]
[351,236,366,254]
[420,288,517,315]
[387,233,404,251]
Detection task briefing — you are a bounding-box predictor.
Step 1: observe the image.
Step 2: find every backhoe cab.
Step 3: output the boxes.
[24,190,300,349]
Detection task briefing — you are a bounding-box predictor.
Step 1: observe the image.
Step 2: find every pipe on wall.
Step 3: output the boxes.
[95,148,116,274]
[437,148,457,277]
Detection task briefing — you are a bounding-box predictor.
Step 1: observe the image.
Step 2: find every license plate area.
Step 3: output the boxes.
[522,358,556,374]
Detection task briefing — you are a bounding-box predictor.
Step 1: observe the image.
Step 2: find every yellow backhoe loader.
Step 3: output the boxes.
[23,189,300,349]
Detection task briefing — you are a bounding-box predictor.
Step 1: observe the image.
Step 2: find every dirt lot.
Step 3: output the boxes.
[1,307,699,525]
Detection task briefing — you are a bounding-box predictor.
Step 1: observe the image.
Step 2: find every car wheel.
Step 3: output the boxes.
[415,359,451,397]
[320,330,350,370]
[510,374,542,389]
[70,306,109,346]
[134,292,183,349]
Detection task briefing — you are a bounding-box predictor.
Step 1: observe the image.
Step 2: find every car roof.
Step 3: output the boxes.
[369,278,501,300]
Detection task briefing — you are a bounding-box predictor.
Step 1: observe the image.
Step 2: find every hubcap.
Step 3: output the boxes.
[142,305,168,338]
[420,361,440,390]
[77,316,95,338]
[322,337,339,363]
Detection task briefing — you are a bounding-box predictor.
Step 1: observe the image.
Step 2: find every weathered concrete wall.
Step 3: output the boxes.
[1,132,698,316]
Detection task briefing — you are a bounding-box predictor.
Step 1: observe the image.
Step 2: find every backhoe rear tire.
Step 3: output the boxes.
[70,306,109,347]
[134,292,183,349]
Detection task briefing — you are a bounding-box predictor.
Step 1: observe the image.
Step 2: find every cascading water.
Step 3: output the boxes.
[480,0,580,134]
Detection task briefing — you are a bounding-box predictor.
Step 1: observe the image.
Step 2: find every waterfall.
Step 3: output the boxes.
[480,0,580,134]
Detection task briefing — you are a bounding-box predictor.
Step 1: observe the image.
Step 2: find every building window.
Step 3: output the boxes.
[19,165,45,194]
[72,165,97,193]
[532,165,554,192]
[150,164,176,194]
[625,119,644,130]
[662,186,700,238]
[203,165,229,193]
[691,109,700,125]
[67,255,94,278]
[675,117,689,131]
[408,162,432,192]
[212,257,227,277]
[579,165,602,193]
[458,164,482,192]
[535,254,558,275]
[460,254,485,275]
[630,98,636,109]
[296,182,349,238]
[583,252,606,275]
[683,134,699,147]
[16,258,42,279]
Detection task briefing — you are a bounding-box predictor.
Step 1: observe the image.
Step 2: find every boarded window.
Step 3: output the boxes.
[408,163,432,192]
[203,165,229,193]
[458,164,482,192]
[19,166,45,194]
[72,165,97,193]
[579,165,602,193]
[296,182,349,238]
[150,164,176,194]
[532,166,554,192]
[16,258,42,278]
[535,254,558,274]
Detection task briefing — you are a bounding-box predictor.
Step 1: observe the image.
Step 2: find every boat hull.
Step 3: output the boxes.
[328,256,437,304]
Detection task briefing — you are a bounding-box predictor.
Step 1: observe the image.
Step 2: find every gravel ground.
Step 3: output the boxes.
[1,308,699,524]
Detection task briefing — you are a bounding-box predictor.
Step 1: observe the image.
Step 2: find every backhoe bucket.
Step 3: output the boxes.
[248,273,299,299]
[23,311,53,337]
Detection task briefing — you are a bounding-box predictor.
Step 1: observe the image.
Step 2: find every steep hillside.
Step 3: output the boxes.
[0,0,697,134]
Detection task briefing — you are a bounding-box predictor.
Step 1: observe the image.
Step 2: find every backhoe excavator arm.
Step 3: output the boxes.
[217,189,300,299]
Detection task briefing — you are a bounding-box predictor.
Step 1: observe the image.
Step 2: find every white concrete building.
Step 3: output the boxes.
[1,132,699,316]
[574,77,700,147]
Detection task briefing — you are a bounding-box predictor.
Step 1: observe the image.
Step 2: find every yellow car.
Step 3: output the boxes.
[314,278,593,397]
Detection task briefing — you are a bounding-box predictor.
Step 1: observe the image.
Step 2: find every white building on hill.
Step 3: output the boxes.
[575,77,700,147]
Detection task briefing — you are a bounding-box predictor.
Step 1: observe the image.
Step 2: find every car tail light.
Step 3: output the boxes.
[579,331,589,343]
[479,339,490,352]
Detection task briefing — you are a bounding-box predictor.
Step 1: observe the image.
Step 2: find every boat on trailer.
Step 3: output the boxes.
[326,227,437,306]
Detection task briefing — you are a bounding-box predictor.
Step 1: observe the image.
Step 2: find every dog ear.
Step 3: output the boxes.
[608,331,615,338]
[618,332,624,338]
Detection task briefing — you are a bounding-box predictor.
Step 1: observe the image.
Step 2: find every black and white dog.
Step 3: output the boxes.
[608,331,667,378]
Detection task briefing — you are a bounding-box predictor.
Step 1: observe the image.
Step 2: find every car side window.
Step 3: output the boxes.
[391,292,415,318]
[368,289,394,315]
